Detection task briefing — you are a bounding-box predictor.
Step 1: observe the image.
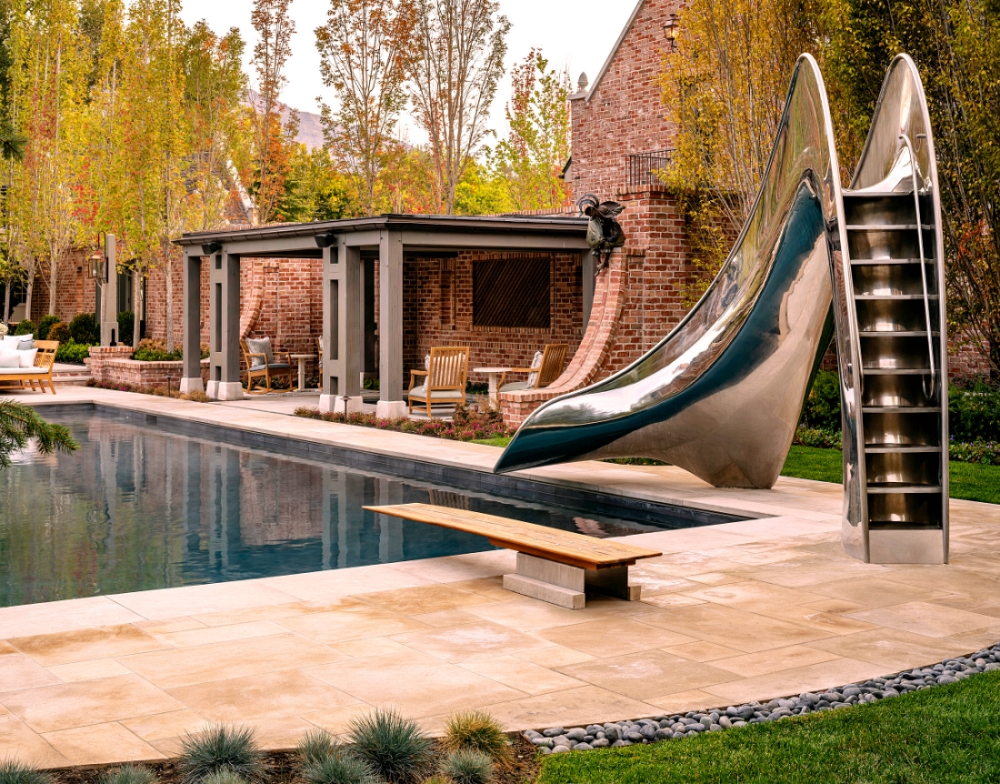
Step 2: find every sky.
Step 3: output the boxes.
[177,0,638,144]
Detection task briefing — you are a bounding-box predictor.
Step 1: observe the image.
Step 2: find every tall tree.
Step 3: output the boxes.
[185,21,247,231]
[410,0,509,213]
[824,0,1000,380]
[117,0,189,349]
[659,0,826,301]
[487,49,570,212]
[248,0,296,225]
[315,0,419,215]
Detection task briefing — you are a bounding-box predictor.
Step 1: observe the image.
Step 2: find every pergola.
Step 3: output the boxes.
[174,214,591,415]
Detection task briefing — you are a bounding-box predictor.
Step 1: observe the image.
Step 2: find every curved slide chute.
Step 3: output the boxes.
[495,54,844,489]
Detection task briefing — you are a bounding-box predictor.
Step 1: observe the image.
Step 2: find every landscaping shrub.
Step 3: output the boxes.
[69,312,99,344]
[183,390,212,403]
[348,708,432,784]
[0,761,51,784]
[949,382,1000,443]
[440,749,493,784]
[443,711,510,765]
[36,314,59,340]
[48,322,70,343]
[117,310,135,345]
[134,338,182,361]
[800,369,841,431]
[13,319,35,336]
[56,338,92,364]
[178,724,266,784]
[295,405,514,442]
[98,765,156,784]
[301,753,379,784]
[297,729,338,768]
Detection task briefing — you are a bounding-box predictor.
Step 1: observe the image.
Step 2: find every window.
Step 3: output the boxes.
[473,256,551,329]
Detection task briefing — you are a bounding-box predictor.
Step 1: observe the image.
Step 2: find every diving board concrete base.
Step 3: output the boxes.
[502,553,641,609]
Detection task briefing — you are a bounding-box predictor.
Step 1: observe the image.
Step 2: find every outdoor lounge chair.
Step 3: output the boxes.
[499,344,568,392]
[408,346,469,418]
[0,339,58,394]
[240,337,293,394]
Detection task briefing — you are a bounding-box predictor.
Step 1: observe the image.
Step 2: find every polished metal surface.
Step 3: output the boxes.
[840,54,949,564]
[494,55,844,489]
[494,54,948,565]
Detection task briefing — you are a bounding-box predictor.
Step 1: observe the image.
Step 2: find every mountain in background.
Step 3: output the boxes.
[248,90,325,151]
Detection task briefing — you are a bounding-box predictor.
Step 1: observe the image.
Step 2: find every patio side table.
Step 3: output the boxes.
[289,354,316,392]
[473,366,513,409]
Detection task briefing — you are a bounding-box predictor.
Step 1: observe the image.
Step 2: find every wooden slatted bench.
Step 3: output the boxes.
[364,503,662,609]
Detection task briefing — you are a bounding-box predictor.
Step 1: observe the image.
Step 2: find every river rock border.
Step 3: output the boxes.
[524,641,1000,753]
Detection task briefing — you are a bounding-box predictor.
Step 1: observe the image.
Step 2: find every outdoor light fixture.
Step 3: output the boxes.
[89,232,108,282]
[315,233,336,249]
[663,13,679,50]
[201,242,222,255]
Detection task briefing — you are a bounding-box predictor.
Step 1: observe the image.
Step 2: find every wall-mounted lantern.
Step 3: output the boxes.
[663,13,679,51]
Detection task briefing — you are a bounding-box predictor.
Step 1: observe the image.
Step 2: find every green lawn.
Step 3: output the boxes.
[473,440,1000,505]
[782,445,1000,504]
[538,671,1000,783]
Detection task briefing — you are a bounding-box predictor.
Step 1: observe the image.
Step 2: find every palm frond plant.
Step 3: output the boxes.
[0,400,79,469]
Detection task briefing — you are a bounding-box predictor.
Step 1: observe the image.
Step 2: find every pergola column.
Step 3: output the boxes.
[180,249,204,394]
[319,239,363,414]
[207,250,242,401]
[376,230,407,419]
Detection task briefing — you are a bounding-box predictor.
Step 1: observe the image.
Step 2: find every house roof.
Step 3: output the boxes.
[586,0,646,103]
[175,213,590,258]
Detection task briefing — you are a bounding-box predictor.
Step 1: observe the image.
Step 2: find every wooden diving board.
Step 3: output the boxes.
[364,502,662,609]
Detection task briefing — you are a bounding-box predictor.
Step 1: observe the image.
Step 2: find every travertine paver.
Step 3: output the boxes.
[0,385,998,766]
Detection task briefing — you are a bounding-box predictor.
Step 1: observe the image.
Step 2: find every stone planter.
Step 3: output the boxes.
[87,346,209,391]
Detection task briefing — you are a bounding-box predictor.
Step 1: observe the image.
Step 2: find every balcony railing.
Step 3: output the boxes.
[627,149,675,189]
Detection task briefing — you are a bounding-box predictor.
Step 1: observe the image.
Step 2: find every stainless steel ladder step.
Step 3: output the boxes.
[866,484,942,494]
[862,406,941,413]
[850,258,931,266]
[864,445,940,453]
[855,294,938,301]
[845,223,934,231]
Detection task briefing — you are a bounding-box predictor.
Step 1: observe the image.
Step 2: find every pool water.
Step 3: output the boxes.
[0,411,667,608]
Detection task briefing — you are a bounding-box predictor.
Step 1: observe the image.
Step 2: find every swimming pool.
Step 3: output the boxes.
[0,409,739,607]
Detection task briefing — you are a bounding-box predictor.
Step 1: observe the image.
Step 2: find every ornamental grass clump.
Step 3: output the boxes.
[98,766,157,784]
[297,729,338,768]
[348,708,432,783]
[178,724,266,784]
[0,761,51,784]
[442,711,511,766]
[440,749,493,784]
[199,771,249,784]
[301,752,379,784]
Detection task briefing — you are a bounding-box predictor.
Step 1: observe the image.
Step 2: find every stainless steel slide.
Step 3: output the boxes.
[494,55,948,564]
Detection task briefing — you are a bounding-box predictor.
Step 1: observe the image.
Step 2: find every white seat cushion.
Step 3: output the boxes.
[499,381,531,392]
[0,367,43,374]
[245,337,273,368]
[409,384,464,401]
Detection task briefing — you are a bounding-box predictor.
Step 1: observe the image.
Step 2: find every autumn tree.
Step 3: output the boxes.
[410,0,509,213]
[315,0,419,215]
[658,0,827,301]
[185,21,247,231]
[487,49,570,212]
[278,144,360,221]
[248,0,296,225]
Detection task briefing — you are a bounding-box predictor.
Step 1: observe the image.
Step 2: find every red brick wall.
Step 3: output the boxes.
[403,250,585,384]
[27,249,98,325]
[568,0,684,202]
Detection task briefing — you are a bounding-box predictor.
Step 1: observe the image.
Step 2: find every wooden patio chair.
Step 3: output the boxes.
[408,346,469,418]
[240,337,293,394]
[499,344,569,392]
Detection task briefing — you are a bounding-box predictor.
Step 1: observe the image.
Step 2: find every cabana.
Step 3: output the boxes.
[174,214,591,416]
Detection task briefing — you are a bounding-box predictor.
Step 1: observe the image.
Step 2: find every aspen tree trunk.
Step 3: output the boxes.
[48,244,58,316]
[133,269,142,348]
[24,265,35,322]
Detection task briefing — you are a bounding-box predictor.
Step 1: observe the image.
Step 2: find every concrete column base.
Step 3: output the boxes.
[502,553,640,609]
[180,377,205,395]
[216,381,244,401]
[375,400,408,420]
[320,394,365,415]
[206,380,219,400]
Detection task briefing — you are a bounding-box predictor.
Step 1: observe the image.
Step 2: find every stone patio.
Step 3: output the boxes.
[1,386,999,768]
